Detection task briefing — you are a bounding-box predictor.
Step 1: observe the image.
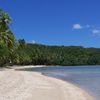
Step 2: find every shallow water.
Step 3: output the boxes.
[21,66,100,100]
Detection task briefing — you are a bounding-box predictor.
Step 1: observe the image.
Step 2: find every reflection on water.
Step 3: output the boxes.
[19,66,100,100]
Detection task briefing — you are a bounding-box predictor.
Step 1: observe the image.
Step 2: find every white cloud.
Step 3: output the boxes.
[92,29,100,34]
[28,40,36,44]
[92,29,100,36]
[72,24,91,30]
[73,24,83,29]
[31,40,36,44]
[72,24,100,36]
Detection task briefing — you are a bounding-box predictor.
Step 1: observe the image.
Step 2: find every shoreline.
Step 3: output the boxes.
[0,66,93,100]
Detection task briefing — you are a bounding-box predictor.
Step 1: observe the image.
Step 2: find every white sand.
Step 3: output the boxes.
[0,66,93,100]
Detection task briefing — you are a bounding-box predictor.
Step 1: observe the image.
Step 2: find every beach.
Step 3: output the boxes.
[0,66,93,100]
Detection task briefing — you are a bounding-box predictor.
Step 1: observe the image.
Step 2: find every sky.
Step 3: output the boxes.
[0,0,100,47]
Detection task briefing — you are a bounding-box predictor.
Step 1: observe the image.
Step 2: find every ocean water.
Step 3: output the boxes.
[20,66,100,100]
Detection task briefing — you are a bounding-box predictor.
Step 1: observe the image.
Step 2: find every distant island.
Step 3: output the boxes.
[0,9,100,67]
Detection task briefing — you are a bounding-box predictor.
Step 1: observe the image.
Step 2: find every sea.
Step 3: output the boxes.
[20,65,100,100]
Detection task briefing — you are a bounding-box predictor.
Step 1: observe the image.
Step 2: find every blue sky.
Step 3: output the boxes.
[0,0,100,47]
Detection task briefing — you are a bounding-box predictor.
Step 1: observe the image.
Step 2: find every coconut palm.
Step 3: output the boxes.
[18,39,26,49]
[0,9,16,65]
[0,9,16,48]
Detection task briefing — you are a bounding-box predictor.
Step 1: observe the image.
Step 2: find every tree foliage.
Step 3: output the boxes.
[13,44,100,66]
[0,9,16,66]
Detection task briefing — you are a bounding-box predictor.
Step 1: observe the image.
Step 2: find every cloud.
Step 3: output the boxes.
[72,23,100,36]
[31,40,36,44]
[72,24,91,30]
[28,40,36,44]
[92,29,100,36]
[73,24,83,29]
[92,29,100,34]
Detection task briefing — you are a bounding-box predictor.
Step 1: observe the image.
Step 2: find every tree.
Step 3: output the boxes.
[0,9,16,66]
[0,9,11,32]
[18,39,26,49]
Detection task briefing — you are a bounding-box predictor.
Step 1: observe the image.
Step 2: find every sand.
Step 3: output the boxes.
[0,66,93,100]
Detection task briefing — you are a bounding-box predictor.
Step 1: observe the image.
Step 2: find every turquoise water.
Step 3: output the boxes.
[20,66,100,100]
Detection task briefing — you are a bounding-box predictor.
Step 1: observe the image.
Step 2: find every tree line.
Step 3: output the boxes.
[0,9,100,67]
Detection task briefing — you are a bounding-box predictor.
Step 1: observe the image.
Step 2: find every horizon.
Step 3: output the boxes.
[0,0,100,47]
[27,42,100,49]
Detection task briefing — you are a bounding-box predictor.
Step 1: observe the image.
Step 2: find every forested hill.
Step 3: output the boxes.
[11,43,100,66]
[0,9,100,67]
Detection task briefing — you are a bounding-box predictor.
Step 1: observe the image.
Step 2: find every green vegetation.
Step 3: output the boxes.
[0,9,16,66]
[13,44,100,66]
[0,9,100,67]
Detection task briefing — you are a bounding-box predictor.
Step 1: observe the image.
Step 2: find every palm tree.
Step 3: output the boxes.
[0,9,16,48]
[0,9,16,65]
[0,9,11,31]
[18,39,26,49]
